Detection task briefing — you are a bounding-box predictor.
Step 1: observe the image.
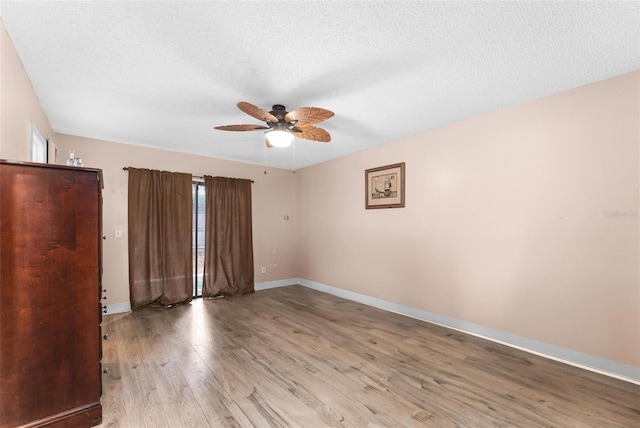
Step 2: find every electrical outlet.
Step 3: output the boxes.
[261,267,267,274]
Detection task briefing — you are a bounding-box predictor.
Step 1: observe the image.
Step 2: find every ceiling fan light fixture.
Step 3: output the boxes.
[266,130,294,147]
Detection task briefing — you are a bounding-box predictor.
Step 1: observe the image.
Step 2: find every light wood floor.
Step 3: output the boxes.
[97,285,639,427]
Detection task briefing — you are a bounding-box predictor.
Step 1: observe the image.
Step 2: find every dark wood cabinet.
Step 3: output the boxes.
[0,161,103,427]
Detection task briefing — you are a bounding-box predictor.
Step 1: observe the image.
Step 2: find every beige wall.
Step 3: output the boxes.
[54,134,299,308]
[296,71,640,369]
[3,18,638,377]
[0,20,54,161]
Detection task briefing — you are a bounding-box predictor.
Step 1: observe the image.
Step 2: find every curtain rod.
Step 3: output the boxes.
[122,167,254,183]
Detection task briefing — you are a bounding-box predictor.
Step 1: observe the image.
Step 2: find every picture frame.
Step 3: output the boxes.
[365,162,405,209]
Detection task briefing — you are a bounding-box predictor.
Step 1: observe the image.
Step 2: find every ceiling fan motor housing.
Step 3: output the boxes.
[270,105,288,123]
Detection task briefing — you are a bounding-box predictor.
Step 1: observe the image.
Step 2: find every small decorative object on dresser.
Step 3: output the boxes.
[66,150,83,166]
[365,162,405,209]
[0,160,103,427]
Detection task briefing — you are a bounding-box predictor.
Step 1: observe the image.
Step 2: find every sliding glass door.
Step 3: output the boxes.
[192,182,206,297]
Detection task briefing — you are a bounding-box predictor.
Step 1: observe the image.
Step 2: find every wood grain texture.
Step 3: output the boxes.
[0,162,103,428]
[98,286,640,427]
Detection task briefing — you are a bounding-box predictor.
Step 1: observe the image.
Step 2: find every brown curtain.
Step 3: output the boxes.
[128,168,193,309]
[202,176,254,297]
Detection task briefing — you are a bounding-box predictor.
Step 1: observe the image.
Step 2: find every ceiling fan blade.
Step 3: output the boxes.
[214,124,269,131]
[285,107,334,127]
[237,101,278,123]
[291,125,331,142]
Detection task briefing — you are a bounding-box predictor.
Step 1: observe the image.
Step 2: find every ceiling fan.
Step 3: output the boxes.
[214,102,334,148]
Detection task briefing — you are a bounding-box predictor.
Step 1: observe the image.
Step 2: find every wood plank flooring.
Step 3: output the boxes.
[97,285,639,427]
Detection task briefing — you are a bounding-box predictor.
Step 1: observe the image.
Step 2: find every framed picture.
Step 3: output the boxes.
[365,162,405,209]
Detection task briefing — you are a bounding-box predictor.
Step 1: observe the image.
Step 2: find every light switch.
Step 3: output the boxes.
[114,229,122,238]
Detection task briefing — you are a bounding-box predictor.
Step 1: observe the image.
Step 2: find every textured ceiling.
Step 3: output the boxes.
[2,1,639,170]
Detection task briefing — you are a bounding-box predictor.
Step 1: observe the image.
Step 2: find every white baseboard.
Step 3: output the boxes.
[105,302,131,315]
[255,278,300,291]
[296,278,640,385]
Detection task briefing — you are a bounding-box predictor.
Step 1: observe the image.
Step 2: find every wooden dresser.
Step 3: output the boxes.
[0,161,103,427]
